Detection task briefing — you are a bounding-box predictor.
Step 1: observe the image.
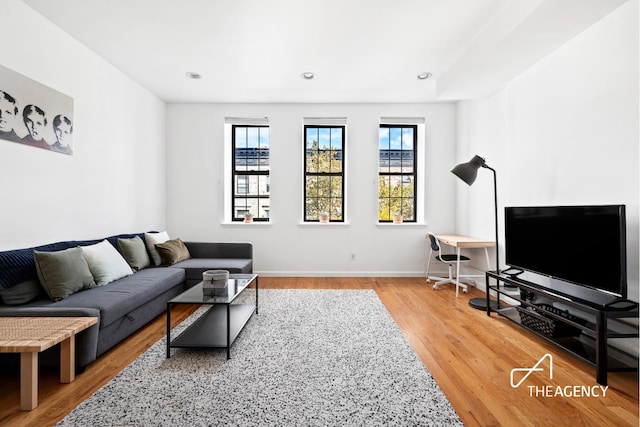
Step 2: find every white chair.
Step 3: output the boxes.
[426,232,471,296]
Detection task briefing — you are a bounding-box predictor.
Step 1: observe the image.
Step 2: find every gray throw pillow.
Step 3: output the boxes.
[34,247,97,301]
[0,279,43,305]
[117,236,150,271]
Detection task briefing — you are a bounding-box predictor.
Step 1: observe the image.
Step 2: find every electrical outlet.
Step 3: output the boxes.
[350,253,356,261]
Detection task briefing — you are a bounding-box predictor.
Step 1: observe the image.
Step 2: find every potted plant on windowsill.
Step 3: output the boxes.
[319,212,330,223]
[243,213,253,223]
[392,211,403,224]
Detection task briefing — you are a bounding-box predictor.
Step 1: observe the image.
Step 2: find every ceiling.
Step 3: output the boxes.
[24,0,627,103]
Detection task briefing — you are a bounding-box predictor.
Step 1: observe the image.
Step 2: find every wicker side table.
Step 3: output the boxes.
[0,317,98,410]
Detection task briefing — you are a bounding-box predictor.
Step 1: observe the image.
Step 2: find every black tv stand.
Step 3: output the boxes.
[486,271,638,386]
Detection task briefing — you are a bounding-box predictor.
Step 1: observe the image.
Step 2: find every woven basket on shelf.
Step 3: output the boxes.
[516,303,582,338]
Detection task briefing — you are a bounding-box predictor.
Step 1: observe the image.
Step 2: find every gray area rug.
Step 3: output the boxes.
[58,289,462,426]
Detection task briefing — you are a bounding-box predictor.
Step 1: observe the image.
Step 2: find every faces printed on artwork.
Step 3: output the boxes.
[23,105,48,141]
[0,91,19,133]
[0,88,73,151]
[53,114,73,147]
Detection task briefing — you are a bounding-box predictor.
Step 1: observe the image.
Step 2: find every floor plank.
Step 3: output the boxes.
[0,277,637,426]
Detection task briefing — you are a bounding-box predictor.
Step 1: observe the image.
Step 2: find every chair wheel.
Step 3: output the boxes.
[432,284,437,290]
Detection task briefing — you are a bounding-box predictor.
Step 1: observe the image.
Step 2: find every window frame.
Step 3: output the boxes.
[303,125,346,223]
[378,124,418,223]
[231,124,270,222]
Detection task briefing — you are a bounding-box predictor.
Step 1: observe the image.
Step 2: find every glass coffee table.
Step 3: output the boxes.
[166,273,258,359]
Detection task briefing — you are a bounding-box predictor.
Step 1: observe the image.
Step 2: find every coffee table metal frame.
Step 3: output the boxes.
[166,273,258,359]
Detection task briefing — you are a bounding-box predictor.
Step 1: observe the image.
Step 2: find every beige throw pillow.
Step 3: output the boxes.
[145,231,170,266]
[155,238,191,266]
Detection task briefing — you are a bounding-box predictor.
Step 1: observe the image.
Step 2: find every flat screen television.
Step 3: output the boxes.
[504,205,627,299]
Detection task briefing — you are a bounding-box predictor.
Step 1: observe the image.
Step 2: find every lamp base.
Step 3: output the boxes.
[468,298,500,311]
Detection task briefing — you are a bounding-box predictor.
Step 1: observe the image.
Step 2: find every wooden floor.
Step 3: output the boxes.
[0,277,637,426]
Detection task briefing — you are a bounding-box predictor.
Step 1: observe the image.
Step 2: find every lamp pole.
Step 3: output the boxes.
[451,155,501,311]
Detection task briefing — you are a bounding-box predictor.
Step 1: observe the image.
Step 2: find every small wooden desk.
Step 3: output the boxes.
[0,317,98,410]
[427,234,495,297]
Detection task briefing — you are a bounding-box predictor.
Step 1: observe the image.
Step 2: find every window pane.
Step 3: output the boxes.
[401,150,414,173]
[316,176,331,197]
[401,176,414,197]
[378,125,417,222]
[330,127,342,151]
[235,175,249,195]
[402,199,415,221]
[379,150,391,172]
[389,127,401,149]
[259,127,269,148]
[306,149,318,173]
[305,198,318,220]
[331,150,342,173]
[258,175,270,196]
[318,128,330,149]
[232,125,270,221]
[378,197,391,221]
[329,198,342,220]
[306,128,318,150]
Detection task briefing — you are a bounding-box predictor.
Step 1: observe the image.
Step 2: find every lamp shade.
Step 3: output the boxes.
[451,155,486,185]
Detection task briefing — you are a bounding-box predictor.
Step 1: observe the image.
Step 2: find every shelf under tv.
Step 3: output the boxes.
[486,271,638,386]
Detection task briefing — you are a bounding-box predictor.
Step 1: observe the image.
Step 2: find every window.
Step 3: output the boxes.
[232,125,270,221]
[304,125,345,222]
[378,124,417,222]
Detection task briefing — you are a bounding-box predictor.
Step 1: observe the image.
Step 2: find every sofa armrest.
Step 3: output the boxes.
[183,242,252,260]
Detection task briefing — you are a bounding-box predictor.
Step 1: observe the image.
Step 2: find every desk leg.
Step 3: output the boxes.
[484,248,491,272]
[20,352,38,410]
[455,248,461,297]
[60,335,75,383]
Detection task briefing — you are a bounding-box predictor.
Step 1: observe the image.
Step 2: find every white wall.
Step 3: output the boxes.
[0,0,167,250]
[456,0,639,301]
[166,103,457,275]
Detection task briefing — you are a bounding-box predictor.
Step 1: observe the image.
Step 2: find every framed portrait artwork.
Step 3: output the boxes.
[0,64,74,155]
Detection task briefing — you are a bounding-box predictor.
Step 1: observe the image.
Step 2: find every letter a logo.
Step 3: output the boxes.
[510,353,553,388]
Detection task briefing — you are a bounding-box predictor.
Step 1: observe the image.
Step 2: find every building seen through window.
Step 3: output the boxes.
[232,125,270,221]
[379,125,417,222]
[304,126,345,222]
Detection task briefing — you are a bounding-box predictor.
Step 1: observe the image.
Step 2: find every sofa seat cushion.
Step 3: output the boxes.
[172,258,252,282]
[48,267,185,328]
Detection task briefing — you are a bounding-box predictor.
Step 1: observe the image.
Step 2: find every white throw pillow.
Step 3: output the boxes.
[81,240,134,286]
[144,231,170,266]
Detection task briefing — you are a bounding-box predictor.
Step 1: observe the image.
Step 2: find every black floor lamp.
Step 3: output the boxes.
[451,155,500,310]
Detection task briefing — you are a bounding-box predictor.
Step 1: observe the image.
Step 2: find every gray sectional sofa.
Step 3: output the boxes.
[0,233,252,368]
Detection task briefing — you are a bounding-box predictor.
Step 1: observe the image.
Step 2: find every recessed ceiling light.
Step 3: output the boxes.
[301,72,315,80]
[185,71,202,79]
[417,72,432,80]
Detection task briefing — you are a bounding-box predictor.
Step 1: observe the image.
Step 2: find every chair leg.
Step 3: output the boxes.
[432,262,469,295]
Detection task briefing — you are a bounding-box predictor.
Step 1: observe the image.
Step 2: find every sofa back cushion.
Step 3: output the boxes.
[0,233,146,304]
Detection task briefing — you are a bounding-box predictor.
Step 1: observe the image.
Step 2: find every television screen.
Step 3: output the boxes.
[504,205,626,298]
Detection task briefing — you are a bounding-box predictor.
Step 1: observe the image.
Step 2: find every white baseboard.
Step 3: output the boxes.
[255,270,426,277]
